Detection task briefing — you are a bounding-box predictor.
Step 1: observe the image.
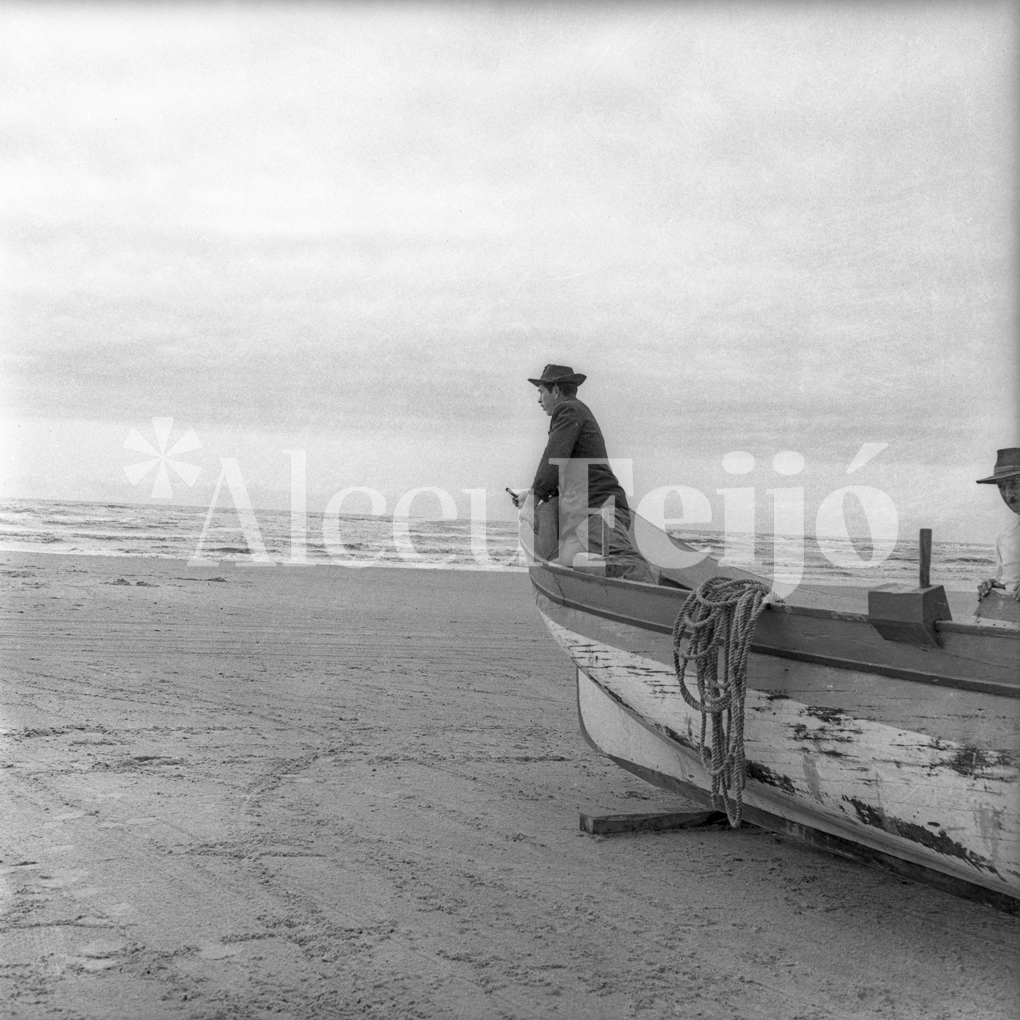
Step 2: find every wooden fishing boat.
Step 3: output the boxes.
[527,504,1020,910]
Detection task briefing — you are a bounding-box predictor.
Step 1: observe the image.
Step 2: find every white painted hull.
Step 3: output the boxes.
[542,612,1020,903]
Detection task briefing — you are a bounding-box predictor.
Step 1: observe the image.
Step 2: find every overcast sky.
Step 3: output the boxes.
[1,1,1016,544]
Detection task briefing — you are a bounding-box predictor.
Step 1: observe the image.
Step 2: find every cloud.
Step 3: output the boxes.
[0,1,1015,540]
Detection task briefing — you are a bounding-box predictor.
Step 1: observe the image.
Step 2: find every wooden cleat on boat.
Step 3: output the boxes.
[867,583,952,647]
[867,529,952,647]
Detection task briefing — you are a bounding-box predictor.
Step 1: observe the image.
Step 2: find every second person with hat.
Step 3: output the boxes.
[976,447,1020,602]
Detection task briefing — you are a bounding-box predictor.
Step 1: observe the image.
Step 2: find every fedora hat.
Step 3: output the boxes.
[528,364,587,387]
[976,448,1020,484]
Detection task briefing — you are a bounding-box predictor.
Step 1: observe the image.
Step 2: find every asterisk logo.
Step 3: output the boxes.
[123,417,202,499]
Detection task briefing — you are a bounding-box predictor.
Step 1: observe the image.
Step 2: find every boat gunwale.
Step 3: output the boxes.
[530,562,1020,699]
[530,557,1020,638]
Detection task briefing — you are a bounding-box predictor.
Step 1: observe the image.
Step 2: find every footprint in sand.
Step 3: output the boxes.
[74,938,129,972]
[35,868,88,889]
[98,816,157,829]
[50,809,87,821]
[198,941,245,960]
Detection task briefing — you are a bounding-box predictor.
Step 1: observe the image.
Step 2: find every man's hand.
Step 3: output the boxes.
[978,577,1005,600]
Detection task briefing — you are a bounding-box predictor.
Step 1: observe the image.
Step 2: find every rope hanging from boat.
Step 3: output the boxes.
[671,577,772,828]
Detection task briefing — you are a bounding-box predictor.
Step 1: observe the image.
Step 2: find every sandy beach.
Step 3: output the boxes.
[0,551,1017,1020]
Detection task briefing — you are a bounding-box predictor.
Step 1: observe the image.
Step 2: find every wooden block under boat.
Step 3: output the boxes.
[579,810,725,835]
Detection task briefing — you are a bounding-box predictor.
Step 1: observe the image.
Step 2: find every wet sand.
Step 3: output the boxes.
[0,552,1017,1019]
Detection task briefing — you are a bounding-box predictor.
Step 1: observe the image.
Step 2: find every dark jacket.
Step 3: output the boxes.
[531,398,629,524]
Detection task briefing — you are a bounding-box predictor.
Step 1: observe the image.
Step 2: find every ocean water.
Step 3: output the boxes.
[0,499,524,570]
[0,498,994,592]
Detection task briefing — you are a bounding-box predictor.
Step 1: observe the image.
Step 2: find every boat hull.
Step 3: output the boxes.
[535,583,1020,906]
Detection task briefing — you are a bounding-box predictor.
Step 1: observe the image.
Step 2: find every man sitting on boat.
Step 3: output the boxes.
[517,364,655,582]
[976,447,1020,602]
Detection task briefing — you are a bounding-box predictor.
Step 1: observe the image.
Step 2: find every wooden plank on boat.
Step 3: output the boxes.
[579,809,725,835]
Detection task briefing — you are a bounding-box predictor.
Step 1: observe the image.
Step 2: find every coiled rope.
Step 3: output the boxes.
[671,577,772,827]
